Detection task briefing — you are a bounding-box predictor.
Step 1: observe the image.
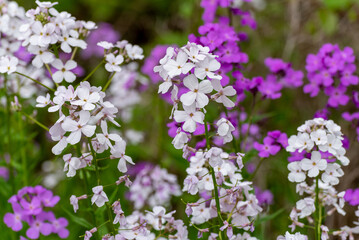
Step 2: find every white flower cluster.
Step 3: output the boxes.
[183,149,261,231]
[128,165,181,209]
[111,205,188,240]
[99,40,144,74]
[277,231,308,240]
[154,43,259,239]
[283,118,352,239]
[37,81,134,174]
[155,43,236,121]
[287,118,349,166]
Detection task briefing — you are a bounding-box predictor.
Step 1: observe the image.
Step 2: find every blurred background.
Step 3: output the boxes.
[1,0,359,239]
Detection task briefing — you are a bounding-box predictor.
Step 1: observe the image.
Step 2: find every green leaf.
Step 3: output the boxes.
[318,9,338,35]
[256,208,285,224]
[62,207,93,228]
[323,0,351,10]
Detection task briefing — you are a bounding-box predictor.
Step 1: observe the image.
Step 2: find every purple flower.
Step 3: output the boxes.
[288,150,307,162]
[255,187,274,206]
[314,108,330,120]
[0,166,9,180]
[39,190,60,207]
[3,203,23,231]
[258,76,282,99]
[4,185,68,239]
[26,214,53,239]
[304,44,358,108]
[344,189,359,206]
[20,197,42,216]
[51,217,69,239]
[253,136,281,158]
[325,85,349,108]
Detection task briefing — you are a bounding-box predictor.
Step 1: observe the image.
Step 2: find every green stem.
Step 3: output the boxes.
[242,93,257,150]
[203,116,224,240]
[71,47,78,60]
[15,72,55,92]
[17,112,28,186]
[250,158,265,180]
[4,76,15,193]
[105,202,116,235]
[45,64,59,88]
[315,175,321,239]
[88,139,117,235]
[82,60,105,83]
[88,138,100,185]
[20,111,49,131]
[102,73,115,91]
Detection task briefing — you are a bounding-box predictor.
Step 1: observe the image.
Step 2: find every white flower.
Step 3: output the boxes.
[325,120,343,140]
[194,57,222,80]
[28,45,55,68]
[105,53,124,72]
[191,200,211,224]
[183,43,207,63]
[163,50,194,77]
[157,72,172,94]
[321,163,344,185]
[96,120,122,149]
[173,104,204,133]
[318,134,342,155]
[71,87,100,110]
[59,31,87,53]
[70,195,79,213]
[211,79,236,108]
[286,133,314,153]
[172,128,189,149]
[288,162,306,183]
[310,129,328,145]
[97,41,113,49]
[180,74,213,108]
[216,118,235,144]
[183,175,199,195]
[296,197,315,218]
[63,154,85,177]
[32,22,57,47]
[125,44,144,60]
[111,139,135,173]
[36,93,51,108]
[61,111,96,145]
[91,185,109,207]
[52,59,77,83]
[300,151,327,177]
[205,147,229,167]
[277,231,308,240]
[0,55,18,74]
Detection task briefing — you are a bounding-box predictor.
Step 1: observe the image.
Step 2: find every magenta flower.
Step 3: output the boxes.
[344,189,359,206]
[20,197,42,216]
[3,203,23,231]
[39,190,60,207]
[253,136,281,158]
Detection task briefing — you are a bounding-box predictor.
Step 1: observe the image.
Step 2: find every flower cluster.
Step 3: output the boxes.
[81,22,120,59]
[4,185,68,239]
[282,118,356,239]
[183,148,262,236]
[200,0,257,29]
[155,43,262,239]
[304,43,358,108]
[253,130,288,158]
[113,205,188,239]
[127,164,181,209]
